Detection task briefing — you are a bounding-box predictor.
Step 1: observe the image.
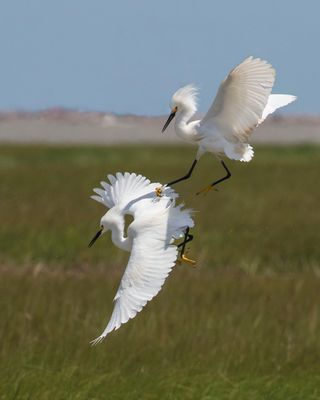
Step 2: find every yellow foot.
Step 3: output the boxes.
[196,185,215,196]
[155,187,163,197]
[181,254,197,266]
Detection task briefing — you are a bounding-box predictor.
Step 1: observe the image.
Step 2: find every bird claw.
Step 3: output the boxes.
[155,185,171,198]
[196,185,218,196]
[181,253,197,266]
[178,254,197,267]
[155,186,163,197]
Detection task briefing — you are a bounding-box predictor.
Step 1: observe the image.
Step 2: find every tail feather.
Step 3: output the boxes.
[240,144,254,162]
[225,143,254,162]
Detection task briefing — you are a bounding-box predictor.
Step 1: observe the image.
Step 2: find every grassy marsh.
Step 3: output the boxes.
[0,144,319,399]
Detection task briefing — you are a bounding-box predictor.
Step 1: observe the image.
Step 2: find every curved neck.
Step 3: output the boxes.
[110,218,132,252]
[174,108,197,141]
[176,107,194,125]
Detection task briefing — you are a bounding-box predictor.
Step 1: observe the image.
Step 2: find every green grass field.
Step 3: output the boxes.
[1,144,320,399]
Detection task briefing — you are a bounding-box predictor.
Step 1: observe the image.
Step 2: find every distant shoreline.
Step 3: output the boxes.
[0,109,319,145]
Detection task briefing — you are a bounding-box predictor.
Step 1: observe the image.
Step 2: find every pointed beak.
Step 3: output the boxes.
[162,110,176,133]
[88,228,103,248]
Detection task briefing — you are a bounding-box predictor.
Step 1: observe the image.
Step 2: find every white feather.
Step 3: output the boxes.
[91,172,177,215]
[90,173,194,344]
[258,94,297,124]
[165,56,296,166]
[201,56,276,142]
[171,84,198,115]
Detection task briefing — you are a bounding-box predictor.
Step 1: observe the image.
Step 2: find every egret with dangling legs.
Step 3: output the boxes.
[88,172,195,344]
[159,56,296,196]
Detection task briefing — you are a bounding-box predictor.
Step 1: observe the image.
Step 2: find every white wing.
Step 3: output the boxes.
[91,202,194,344]
[201,56,275,141]
[258,94,297,124]
[91,172,177,214]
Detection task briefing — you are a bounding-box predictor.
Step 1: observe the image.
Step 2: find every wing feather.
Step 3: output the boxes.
[258,94,297,124]
[91,172,177,215]
[201,56,276,142]
[91,202,193,344]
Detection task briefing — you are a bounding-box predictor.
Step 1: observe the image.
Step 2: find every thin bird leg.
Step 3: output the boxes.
[155,159,198,197]
[196,160,231,195]
[177,227,196,266]
[177,228,193,250]
[167,159,198,186]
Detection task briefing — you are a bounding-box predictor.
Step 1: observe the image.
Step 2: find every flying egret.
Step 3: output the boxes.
[88,172,195,344]
[159,56,297,195]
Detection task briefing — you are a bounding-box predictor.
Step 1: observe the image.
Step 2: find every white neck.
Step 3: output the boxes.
[174,108,196,141]
[110,218,132,252]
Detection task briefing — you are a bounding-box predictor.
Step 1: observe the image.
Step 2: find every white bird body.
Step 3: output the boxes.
[168,57,296,162]
[161,57,296,192]
[89,172,194,344]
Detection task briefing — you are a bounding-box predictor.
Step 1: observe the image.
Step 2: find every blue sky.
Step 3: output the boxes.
[0,0,318,115]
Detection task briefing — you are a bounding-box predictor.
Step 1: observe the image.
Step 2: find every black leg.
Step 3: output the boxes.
[177,227,194,253]
[177,227,196,265]
[166,159,198,187]
[196,160,231,195]
[210,160,231,187]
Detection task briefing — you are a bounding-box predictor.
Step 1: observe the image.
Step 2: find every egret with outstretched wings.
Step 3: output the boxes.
[88,172,195,344]
[160,56,296,195]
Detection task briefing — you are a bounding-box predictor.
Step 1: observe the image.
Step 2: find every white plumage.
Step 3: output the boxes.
[89,172,194,344]
[161,56,296,193]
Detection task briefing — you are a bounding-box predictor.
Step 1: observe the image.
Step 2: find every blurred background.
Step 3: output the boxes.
[0,1,320,399]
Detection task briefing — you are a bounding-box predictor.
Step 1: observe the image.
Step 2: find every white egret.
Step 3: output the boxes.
[88,172,195,344]
[160,56,297,195]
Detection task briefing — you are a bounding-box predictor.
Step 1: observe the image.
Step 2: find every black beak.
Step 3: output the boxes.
[162,110,176,133]
[88,228,103,248]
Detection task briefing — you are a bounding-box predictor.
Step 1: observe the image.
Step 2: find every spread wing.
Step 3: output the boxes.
[201,56,276,142]
[91,202,193,344]
[91,172,177,214]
